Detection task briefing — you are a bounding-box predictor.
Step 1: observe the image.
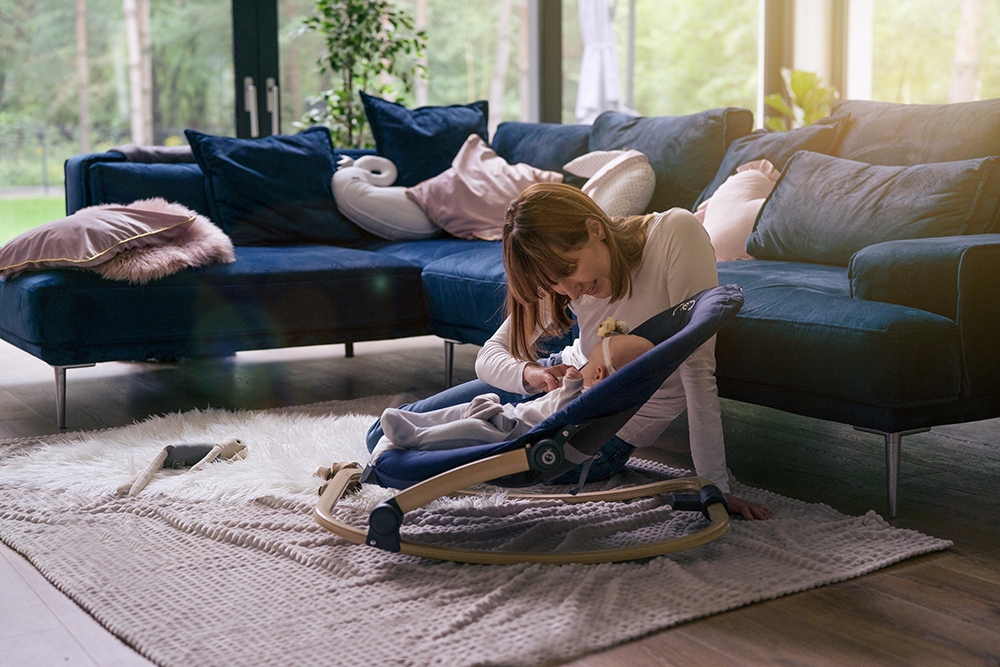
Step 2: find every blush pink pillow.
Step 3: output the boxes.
[406,134,563,241]
[0,200,199,279]
[694,159,780,261]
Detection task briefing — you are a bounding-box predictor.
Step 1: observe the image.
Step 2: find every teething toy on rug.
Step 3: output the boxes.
[120,437,246,496]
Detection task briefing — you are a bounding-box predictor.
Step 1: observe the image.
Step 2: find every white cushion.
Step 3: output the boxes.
[693,159,780,261]
[563,150,656,217]
[331,156,441,241]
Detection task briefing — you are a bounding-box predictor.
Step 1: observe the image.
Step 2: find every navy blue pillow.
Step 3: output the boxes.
[693,116,848,208]
[746,151,1000,266]
[589,108,753,213]
[185,127,368,247]
[830,98,1000,166]
[361,92,489,187]
[491,122,592,180]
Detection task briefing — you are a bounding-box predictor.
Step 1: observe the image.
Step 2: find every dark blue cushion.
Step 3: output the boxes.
[715,260,961,409]
[0,245,427,366]
[185,127,368,247]
[85,162,212,217]
[831,98,1000,165]
[372,238,487,268]
[746,151,1000,266]
[589,108,753,213]
[693,116,848,208]
[491,122,591,179]
[419,244,507,345]
[361,92,489,187]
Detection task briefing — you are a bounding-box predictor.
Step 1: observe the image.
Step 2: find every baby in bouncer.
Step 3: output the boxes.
[369,319,653,463]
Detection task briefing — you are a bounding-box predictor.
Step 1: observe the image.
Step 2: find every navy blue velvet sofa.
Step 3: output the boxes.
[2,98,999,517]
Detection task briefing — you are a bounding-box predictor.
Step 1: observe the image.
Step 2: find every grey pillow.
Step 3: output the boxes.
[745,151,1000,266]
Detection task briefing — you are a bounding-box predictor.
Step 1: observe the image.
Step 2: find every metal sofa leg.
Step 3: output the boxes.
[345,342,354,358]
[443,339,459,388]
[854,426,930,518]
[53,364,96,430]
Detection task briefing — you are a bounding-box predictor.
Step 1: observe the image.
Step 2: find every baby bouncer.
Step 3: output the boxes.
[315,284,744,564]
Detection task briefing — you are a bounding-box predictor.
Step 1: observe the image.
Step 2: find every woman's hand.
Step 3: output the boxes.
[725,494,772,521]
[523,363,570,393]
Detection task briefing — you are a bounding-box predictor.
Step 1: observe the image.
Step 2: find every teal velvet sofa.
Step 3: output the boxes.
[1,97,998,517]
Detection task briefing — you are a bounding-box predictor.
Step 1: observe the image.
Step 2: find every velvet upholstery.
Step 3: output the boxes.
[491,121,592,179]
[589,108,754,213]
[86,162,211,217]
[715,260,961,409]
[361,92,489,187]
[693,116,847,208]
[848,235,1000,399]
[419,243,507,345]
[831,98,1000,165]
[746,152,1000,265]
[186,127,367,247]
[0,245,427,366]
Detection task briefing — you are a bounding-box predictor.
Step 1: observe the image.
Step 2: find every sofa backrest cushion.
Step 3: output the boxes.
[491,122,592,179]
[186,127,371,247]
[361,92,489,187]
[693,115,848,208]
[830,98,1000,165]
[589,108,754,213]
[746,151,1000,266]
[85,162,212,218]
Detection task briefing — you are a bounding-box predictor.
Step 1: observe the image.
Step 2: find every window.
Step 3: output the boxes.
[562,0,760,123]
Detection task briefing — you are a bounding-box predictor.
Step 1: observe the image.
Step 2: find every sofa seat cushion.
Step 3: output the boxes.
[419,244,507,345]
[372,238,488,267]
[716,261,962,409]
[0,245,427,366]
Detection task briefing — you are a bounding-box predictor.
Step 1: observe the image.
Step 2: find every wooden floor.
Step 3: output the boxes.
[1,336,998,666]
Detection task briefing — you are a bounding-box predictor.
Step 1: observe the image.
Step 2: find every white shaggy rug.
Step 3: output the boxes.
[0,396,951,667]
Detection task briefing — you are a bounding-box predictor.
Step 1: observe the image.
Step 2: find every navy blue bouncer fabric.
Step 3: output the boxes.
[366,284,744,490]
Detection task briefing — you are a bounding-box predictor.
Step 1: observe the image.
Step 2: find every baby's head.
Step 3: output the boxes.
[582,333,653,387]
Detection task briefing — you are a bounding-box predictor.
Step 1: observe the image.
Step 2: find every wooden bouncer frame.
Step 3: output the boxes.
[314,449,730,565]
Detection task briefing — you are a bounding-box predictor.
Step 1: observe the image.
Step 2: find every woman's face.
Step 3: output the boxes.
[550,219,613,300]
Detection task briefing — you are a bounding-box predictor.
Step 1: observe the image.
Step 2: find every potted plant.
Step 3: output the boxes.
[299,0,426,148]
[764,68,839,131]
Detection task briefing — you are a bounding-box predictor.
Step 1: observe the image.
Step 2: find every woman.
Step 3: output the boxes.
[367,182,770,520]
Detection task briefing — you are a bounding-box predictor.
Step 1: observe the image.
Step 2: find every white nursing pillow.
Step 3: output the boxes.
[331,156,440,241]
[342,155,398,187]
[563,149,656,218]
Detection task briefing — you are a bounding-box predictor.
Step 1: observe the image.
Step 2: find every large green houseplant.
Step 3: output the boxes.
[299,0,426,148]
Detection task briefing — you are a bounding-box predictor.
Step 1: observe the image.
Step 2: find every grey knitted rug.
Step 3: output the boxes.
[0,396,951,667]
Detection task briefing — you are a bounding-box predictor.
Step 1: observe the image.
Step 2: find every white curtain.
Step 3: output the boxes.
[575,0,622,124]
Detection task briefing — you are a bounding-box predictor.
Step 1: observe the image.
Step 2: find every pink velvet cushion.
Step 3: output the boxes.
[694,159,780,261]
[0,199,225,280]
[406,134,563,241]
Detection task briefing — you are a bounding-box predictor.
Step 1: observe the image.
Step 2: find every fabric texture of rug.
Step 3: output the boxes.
[0,396,951,667]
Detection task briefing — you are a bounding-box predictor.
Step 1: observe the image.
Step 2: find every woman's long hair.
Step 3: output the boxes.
[502,182,649,361]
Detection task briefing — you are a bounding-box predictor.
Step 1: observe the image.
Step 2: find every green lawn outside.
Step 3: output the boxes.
[0,197,66,244]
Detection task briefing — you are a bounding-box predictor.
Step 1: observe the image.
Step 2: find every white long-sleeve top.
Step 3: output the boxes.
[475,209,730,492]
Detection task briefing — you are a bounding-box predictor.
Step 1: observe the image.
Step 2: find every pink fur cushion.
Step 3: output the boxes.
[0,198,234,283]
[405,134,563,241]
[694,159,780,261]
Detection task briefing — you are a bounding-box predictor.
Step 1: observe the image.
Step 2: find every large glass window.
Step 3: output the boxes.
[562,0,760,124]
[0,1,233,172]
[278,0,528,142]
[0,0,232,241]
[868,0,1000,104]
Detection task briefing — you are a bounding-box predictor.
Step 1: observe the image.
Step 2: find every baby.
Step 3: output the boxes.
[370,326,653,462]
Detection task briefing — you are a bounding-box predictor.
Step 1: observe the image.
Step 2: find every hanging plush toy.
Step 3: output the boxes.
[119,437,246,496]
